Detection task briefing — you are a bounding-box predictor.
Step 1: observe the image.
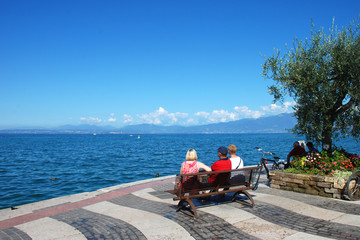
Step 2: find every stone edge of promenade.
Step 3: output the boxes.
[0,175,176,221]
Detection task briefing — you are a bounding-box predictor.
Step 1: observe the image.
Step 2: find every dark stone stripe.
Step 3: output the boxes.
[0,227,31,240]
[237,201,360,240]
[253,186,360,215]
[51,208,146,240]
[109,193,260,240]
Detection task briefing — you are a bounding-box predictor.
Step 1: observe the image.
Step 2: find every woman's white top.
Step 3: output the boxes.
[230,156,244,169]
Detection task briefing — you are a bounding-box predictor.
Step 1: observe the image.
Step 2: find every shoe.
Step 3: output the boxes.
[183,202,190,209]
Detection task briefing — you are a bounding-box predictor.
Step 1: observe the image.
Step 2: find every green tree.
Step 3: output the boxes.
[262,17,360,150]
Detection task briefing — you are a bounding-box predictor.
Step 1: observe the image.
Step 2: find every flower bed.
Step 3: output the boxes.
[270,149,359,199]
[289,149,359,176]
[269,171,349,199]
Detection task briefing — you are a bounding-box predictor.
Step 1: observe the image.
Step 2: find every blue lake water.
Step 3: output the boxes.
[0,133,358,209]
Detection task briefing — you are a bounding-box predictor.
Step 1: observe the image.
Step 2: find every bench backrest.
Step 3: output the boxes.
[173,166,259,195]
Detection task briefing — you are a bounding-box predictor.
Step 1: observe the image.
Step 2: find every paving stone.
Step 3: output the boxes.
[51,208,146,240]
[254,186,360,215]
[0,227,31,240]
[235,201,360,240]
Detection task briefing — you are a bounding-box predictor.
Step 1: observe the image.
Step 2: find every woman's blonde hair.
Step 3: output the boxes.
[228,144,237,155]
[186,148,198,161]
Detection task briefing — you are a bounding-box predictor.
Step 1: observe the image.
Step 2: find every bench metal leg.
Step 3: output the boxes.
[232,190,255,207]
[177,199,199,218]
[176,200,185,212]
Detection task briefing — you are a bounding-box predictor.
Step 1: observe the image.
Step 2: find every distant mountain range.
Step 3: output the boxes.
[0,113,297,134]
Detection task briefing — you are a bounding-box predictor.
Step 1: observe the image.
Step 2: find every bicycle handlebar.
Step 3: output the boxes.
[255,147,276,156]
[256,147,285,162]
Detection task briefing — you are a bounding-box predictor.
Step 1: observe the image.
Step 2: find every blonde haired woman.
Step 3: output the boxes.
[180,149,211,174]
[180,148,211,197]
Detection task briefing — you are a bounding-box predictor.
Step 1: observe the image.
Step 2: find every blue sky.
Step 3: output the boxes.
[1,0,359,128]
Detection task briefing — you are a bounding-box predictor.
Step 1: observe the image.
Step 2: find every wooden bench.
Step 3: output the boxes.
[166,166,260,218]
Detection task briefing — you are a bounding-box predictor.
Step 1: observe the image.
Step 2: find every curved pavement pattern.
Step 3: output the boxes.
[1,175,359,240]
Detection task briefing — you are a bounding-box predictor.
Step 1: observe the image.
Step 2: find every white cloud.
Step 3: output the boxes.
[194,112,210,118]
[108,117,116,122]
[107,113,116,122]
[80,113,118,124]
[189,102,295,125]
[81,102,296,127]
[234,106,263,119]
[79,117,102,124]
[192,106,262,125]
[209,109,237,123]
[194,110,236,124]
[136,107,189,125]
[123,114,133,124]
[260,101,296,114]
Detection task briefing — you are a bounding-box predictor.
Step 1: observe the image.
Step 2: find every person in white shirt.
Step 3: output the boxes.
[228,144,244,169]
[228,144,245,185]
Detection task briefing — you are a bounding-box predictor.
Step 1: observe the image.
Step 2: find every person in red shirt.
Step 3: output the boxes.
[286,141,306,167]
[208,146,232,186]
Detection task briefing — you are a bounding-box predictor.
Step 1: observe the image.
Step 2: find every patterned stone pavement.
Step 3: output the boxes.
[0,175,359,240]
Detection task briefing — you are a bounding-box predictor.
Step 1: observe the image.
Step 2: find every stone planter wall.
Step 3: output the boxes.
[269,171,348,199]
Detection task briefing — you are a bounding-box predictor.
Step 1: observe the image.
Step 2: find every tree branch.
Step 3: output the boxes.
[335,98,354,115]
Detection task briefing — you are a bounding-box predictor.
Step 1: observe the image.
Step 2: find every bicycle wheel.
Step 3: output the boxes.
[346,170,360,201]
[271,162,280,171]
[263,163,270,179]
[272,162,286,170]
[252,164,263,191]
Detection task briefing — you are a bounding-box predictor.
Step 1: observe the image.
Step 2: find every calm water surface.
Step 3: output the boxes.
[0,133,358,209]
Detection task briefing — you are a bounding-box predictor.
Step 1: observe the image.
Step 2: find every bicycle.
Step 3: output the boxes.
[346,170,360,201]
[252,147,286,190]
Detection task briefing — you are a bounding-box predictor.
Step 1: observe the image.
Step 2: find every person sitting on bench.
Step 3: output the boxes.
[208,146,232,186]
[229,144,244,169]
[228,144,246,184]
[180,148,211,189]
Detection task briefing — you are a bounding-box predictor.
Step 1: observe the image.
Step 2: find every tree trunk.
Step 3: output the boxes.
[322,128,333,151]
